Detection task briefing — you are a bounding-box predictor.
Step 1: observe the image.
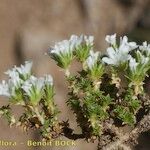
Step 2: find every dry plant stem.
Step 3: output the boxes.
[98,111,150,150]
[65,69,70,77]
[93,80,101,90]
[29,106,44,125]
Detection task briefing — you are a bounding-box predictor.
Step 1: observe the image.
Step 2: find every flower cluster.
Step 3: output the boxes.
[0,61,59,140]
[71,35,94,62]
[0,61,53,106]
[85,50,104,81]
[139,41,150,56]
[102,34,137,67]
[48,35,94,70]
[22,75,53,105]
[0,61,32,103]
[102,34,150,95]
[127,51,150,95]
[86,50,100,70]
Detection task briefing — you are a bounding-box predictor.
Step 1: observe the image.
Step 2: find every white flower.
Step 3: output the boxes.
[44,75,53,86]
[139,41,150,55]
[5,61,32,80]
[4,66,25,97]
[129,57,138,71]
[70,35,83,47]
[8,79,22,97]
[105,34,116,45]
[86,50,99,69]
[0,80,10,97]
[28,76,37,84]
[119,36,137,53]
[84,35,94,46]
[5,69,22,88]
[137,51,149,65]
[21,80,32,97]
[102,47,131,66]
[128,52,149,79]
[37,77,45,91]
[22,76,45,99]
[103,35,137,66]
[70,34,94,48]
[16,61,33,76]
[49,34,94,62]
[22,76,45,105]
[50,39,74,55]
[5,67,18,78]
[141,55,149,65]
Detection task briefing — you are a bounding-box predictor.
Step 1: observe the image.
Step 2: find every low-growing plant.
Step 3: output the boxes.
[0,34,150,149]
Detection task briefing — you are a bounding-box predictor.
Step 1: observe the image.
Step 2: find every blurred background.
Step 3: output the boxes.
[0,0,150,150]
